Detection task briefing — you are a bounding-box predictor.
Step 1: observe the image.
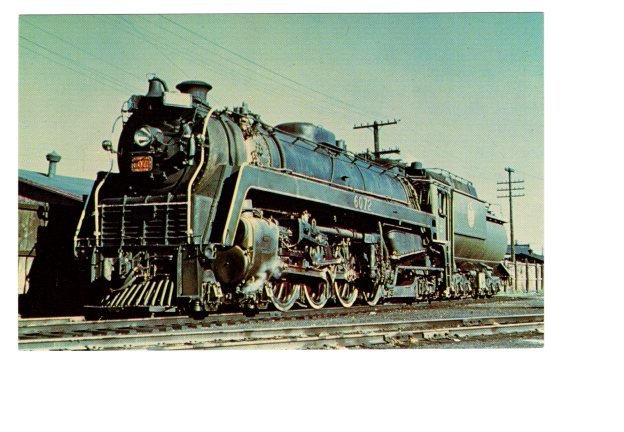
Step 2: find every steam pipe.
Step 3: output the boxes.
[187,107,217,242]
[315,225,364,240]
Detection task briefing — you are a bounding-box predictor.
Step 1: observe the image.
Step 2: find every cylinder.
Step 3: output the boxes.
[212,216,280,286]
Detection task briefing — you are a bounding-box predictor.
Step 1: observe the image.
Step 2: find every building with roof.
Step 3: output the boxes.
[506,243,544,264]
[503,242,544,293]
[18,152,94,316]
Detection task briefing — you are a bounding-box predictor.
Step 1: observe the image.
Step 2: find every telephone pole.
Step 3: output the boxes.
[354,119,400,159]
[497,167,525,291]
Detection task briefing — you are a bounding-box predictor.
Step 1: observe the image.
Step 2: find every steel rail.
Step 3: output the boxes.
[18,316,87,327]
[18,313,244,338]
[18,296,542,338]
[19,313,543,351]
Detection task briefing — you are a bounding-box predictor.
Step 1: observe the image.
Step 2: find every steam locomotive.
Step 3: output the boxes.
[75,76,509,316]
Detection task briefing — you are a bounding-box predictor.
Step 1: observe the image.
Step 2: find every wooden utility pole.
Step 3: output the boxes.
[354,119,400,159]
[497,167,525,291]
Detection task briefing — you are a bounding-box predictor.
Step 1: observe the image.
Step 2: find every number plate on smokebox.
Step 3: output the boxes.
[131,155,153,172]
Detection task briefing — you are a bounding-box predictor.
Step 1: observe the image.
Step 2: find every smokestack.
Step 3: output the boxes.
[176,80,212,103]
[46,151,61,177]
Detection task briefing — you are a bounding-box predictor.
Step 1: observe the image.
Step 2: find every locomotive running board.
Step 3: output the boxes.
[221,164,436,246]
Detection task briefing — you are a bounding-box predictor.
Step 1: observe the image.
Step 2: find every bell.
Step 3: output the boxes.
[146,77,167,97]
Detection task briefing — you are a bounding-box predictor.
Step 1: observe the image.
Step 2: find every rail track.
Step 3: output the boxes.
[18,297,540,338]
[19,298,543,350]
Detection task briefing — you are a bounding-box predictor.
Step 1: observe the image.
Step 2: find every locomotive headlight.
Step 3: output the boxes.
[134,126,153,147]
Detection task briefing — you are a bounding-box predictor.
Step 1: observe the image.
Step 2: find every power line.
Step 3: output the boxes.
[21,15,379,123]
[107,16,332,117]
[20,35,132,91]
[514,168,544,182]
[20,43,128,94]
[159,15,384,119]
[21,17,145,82]
[22,15,385,128]
[101,16,231,106]
[113,15,313,110]
[146,15,374,121]
[139,16,328,106]
[112,16,237,105]
[108,16,343,118]
[116,16,190,78]
[20,36,135,93]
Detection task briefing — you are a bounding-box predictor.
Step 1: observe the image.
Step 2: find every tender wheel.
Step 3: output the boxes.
[452,275,464,299]
[493,280,501,295]
[485,280,493,298]
[267,280,299,312]
[462,280,471,298]
[470,280,480,299]
[362,283,383,306]
[335,281,358,308]
[303,280,329,309]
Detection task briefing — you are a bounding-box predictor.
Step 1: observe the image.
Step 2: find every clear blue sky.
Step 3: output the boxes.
[19,13,543,250]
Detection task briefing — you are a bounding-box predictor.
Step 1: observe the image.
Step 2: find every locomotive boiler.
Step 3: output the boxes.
[75,76,508,316]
